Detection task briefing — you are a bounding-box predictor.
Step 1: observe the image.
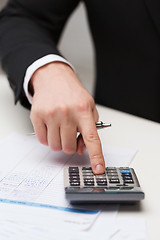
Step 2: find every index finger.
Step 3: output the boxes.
[78,115,105,174]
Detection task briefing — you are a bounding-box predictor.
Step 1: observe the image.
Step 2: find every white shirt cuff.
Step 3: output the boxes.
[23,54,75,104]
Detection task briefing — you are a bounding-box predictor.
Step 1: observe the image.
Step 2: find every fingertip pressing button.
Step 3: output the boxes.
[95,164,105,174]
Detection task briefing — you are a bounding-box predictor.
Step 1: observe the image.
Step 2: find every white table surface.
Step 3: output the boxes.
[0,71,160,239]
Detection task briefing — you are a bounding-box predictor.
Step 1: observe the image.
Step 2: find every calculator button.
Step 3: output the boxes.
[96,181,107,185]
[69,172,79,176]
[69,175,80,180]
[84,177,94,180]
[121,173,133,179]
[82,173,94,176]
[106,169,117,173]
[69,174,80,178]
[82,170,93,174]
[123,179,134,184]
[69,178,80,183]
[96,179,107,186]
[96,178,107,182]
[121,173,132,177]
[69,167,79,173]
[108,176,119,180]
[84,179,94,183]
[95,174,106,177]
[107,172,118,175]
[120,169,131,174]
[83,175,94,179]
[122,176,132,180]
[95,175,107,179]
[109,179,120,184]
[69,179,80,183]
[70,182,80,186]
[107,173,119,178]
[106,167,116,170]
[82,169,93,173]
[82,167,92,170]
[84,182,94,186]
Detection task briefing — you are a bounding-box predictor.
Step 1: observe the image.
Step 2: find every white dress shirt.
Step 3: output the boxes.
[23,54,74,104]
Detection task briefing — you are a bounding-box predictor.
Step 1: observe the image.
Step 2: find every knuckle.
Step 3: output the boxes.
[85,133,99,143]
[90,153,103,162]
[58,104,70,117]
[31,106,59,120]
[63,145,76,155]
[45,109,55,119]
[77,101,90,113]
[30,106,43,121]
[88,95,95,106]
[50,144,62,152]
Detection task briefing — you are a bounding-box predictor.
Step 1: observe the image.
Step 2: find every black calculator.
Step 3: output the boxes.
[64,167,145,203]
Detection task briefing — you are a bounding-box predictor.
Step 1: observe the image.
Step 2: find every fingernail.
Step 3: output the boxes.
[95,164,104,174]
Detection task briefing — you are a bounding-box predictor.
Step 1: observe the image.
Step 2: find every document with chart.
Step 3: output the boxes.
[0,132,137,237]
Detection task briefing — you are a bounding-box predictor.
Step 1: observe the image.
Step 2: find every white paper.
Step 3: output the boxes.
[0,132,137,238]
[109,217,147,240]
[0,201,101,233]
[0,133,136,207]
[102,145,137,167]
[0,203,119,240]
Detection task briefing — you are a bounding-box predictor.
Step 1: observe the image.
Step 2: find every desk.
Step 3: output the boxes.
[0,71,160,239]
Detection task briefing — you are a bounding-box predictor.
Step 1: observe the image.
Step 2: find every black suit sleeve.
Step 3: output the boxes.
[0,0,80,108]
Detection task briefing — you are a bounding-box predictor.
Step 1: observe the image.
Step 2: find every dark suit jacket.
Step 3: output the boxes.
[0,0,160,122]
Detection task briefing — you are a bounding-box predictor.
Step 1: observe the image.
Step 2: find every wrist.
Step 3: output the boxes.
[29,62,74,95]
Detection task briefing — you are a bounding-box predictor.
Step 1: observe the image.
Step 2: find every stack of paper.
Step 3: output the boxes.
[0,133,147,239]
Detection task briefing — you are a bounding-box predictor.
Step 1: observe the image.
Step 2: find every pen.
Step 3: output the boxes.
[29,121,111,136]
[96,121,111,130]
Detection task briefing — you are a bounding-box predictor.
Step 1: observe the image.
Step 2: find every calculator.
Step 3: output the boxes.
[64,167,144,203]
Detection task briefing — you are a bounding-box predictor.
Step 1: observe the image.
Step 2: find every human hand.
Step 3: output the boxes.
[29,62,105,174]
